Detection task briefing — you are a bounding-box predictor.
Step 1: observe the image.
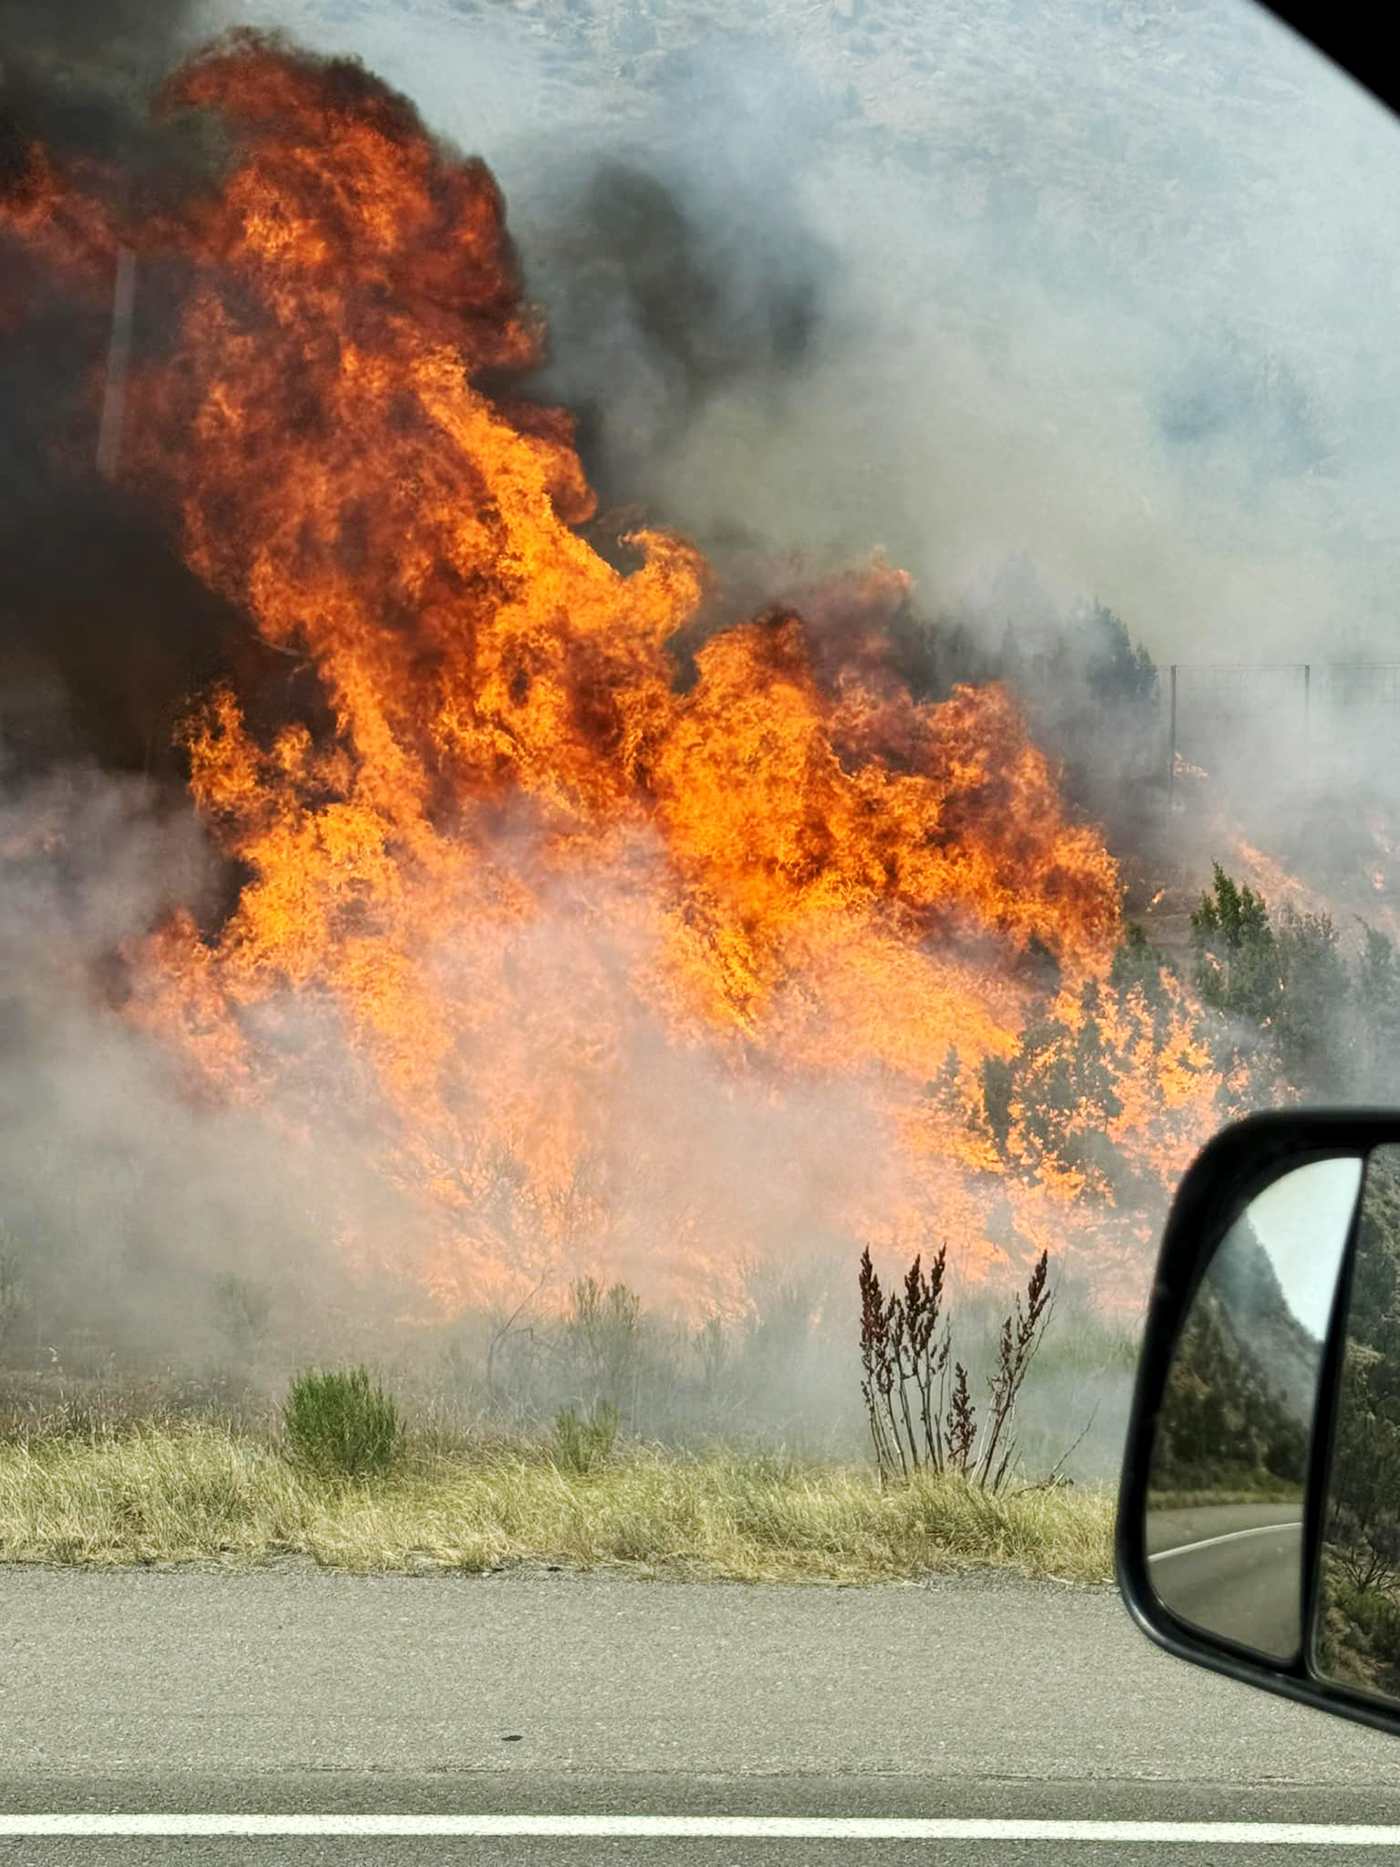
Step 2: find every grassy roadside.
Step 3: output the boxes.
[1147,1483,1304,1511]
[0,1423,1114,1584]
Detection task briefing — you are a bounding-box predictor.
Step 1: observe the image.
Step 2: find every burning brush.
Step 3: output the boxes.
[0,30,1221,1314]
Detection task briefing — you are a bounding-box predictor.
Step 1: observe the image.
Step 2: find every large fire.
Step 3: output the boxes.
[1,33,1221,1313]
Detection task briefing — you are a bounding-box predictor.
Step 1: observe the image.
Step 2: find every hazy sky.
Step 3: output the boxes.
[193,0,1400,669]
[1249,1152,1362,1336]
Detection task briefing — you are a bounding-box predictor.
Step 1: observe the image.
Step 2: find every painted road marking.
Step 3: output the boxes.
[0,1816,1398,1842]
[1149,1521,1303,1562]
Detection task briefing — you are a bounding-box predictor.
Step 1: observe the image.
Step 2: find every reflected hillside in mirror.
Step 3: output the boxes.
[1317,1145,1400,1704]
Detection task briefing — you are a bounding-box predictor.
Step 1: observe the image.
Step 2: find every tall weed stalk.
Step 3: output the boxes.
[859,1246,1054,1490]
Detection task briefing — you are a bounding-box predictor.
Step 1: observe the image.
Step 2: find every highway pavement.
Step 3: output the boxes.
[3,1564,1400,1862]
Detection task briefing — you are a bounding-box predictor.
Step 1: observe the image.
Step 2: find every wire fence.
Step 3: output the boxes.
[1165,663,1400,800]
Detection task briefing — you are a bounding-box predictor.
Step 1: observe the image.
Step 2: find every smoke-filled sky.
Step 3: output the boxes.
[169,0,1400,669]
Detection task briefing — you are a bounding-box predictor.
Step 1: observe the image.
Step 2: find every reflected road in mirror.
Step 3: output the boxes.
[1149,1503,1304,1657]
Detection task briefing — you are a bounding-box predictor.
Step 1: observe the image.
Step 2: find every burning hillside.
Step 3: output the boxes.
[0,31,1221,1316]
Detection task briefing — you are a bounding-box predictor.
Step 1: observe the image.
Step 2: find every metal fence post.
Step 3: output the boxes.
[96,247,136,480]
[1168,664,1178,808]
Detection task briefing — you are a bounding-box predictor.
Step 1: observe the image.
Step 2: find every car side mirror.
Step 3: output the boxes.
[1118,1110,1400,1735]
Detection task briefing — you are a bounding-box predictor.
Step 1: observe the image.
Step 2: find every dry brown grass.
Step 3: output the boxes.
[0,1423,1113,1582]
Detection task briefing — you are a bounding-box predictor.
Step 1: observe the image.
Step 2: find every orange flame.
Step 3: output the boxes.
[4,34,1221,1311]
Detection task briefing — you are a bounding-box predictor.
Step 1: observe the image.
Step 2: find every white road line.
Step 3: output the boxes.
[1149,1520,1304,1562]
[0,1816,1398,1842]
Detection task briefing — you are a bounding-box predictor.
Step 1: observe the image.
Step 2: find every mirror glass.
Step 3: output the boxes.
[1147,1154,1363,1660]
[1315,1145,1400,1703]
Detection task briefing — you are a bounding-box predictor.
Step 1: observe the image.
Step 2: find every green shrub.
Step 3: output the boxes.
[553,1400,618,1475]
[283,1366,399,1478]
[1336,1577,1400,1660]
[214,1274,272,1357]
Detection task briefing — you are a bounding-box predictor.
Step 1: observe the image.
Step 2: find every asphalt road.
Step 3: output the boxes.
[1147,1501,1306,1659]
[4,1565,1400,1863]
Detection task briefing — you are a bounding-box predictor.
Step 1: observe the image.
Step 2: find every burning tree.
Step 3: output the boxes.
[1190,862,1400,1104]
[0,30,1224,1320]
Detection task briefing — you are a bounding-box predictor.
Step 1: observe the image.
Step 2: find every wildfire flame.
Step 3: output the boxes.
[2,33,1221,1312]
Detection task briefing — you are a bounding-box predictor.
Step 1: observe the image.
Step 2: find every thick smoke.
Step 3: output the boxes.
[0,0,261,781]
[0,763,426,1376]
[512,154,831,521]
[0,1,199,147]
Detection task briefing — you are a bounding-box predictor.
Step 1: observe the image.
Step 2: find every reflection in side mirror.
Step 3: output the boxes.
[1146,1155,1361,1661]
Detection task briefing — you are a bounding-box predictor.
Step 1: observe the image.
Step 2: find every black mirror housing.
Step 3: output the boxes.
[1118,1108,1400,1737]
